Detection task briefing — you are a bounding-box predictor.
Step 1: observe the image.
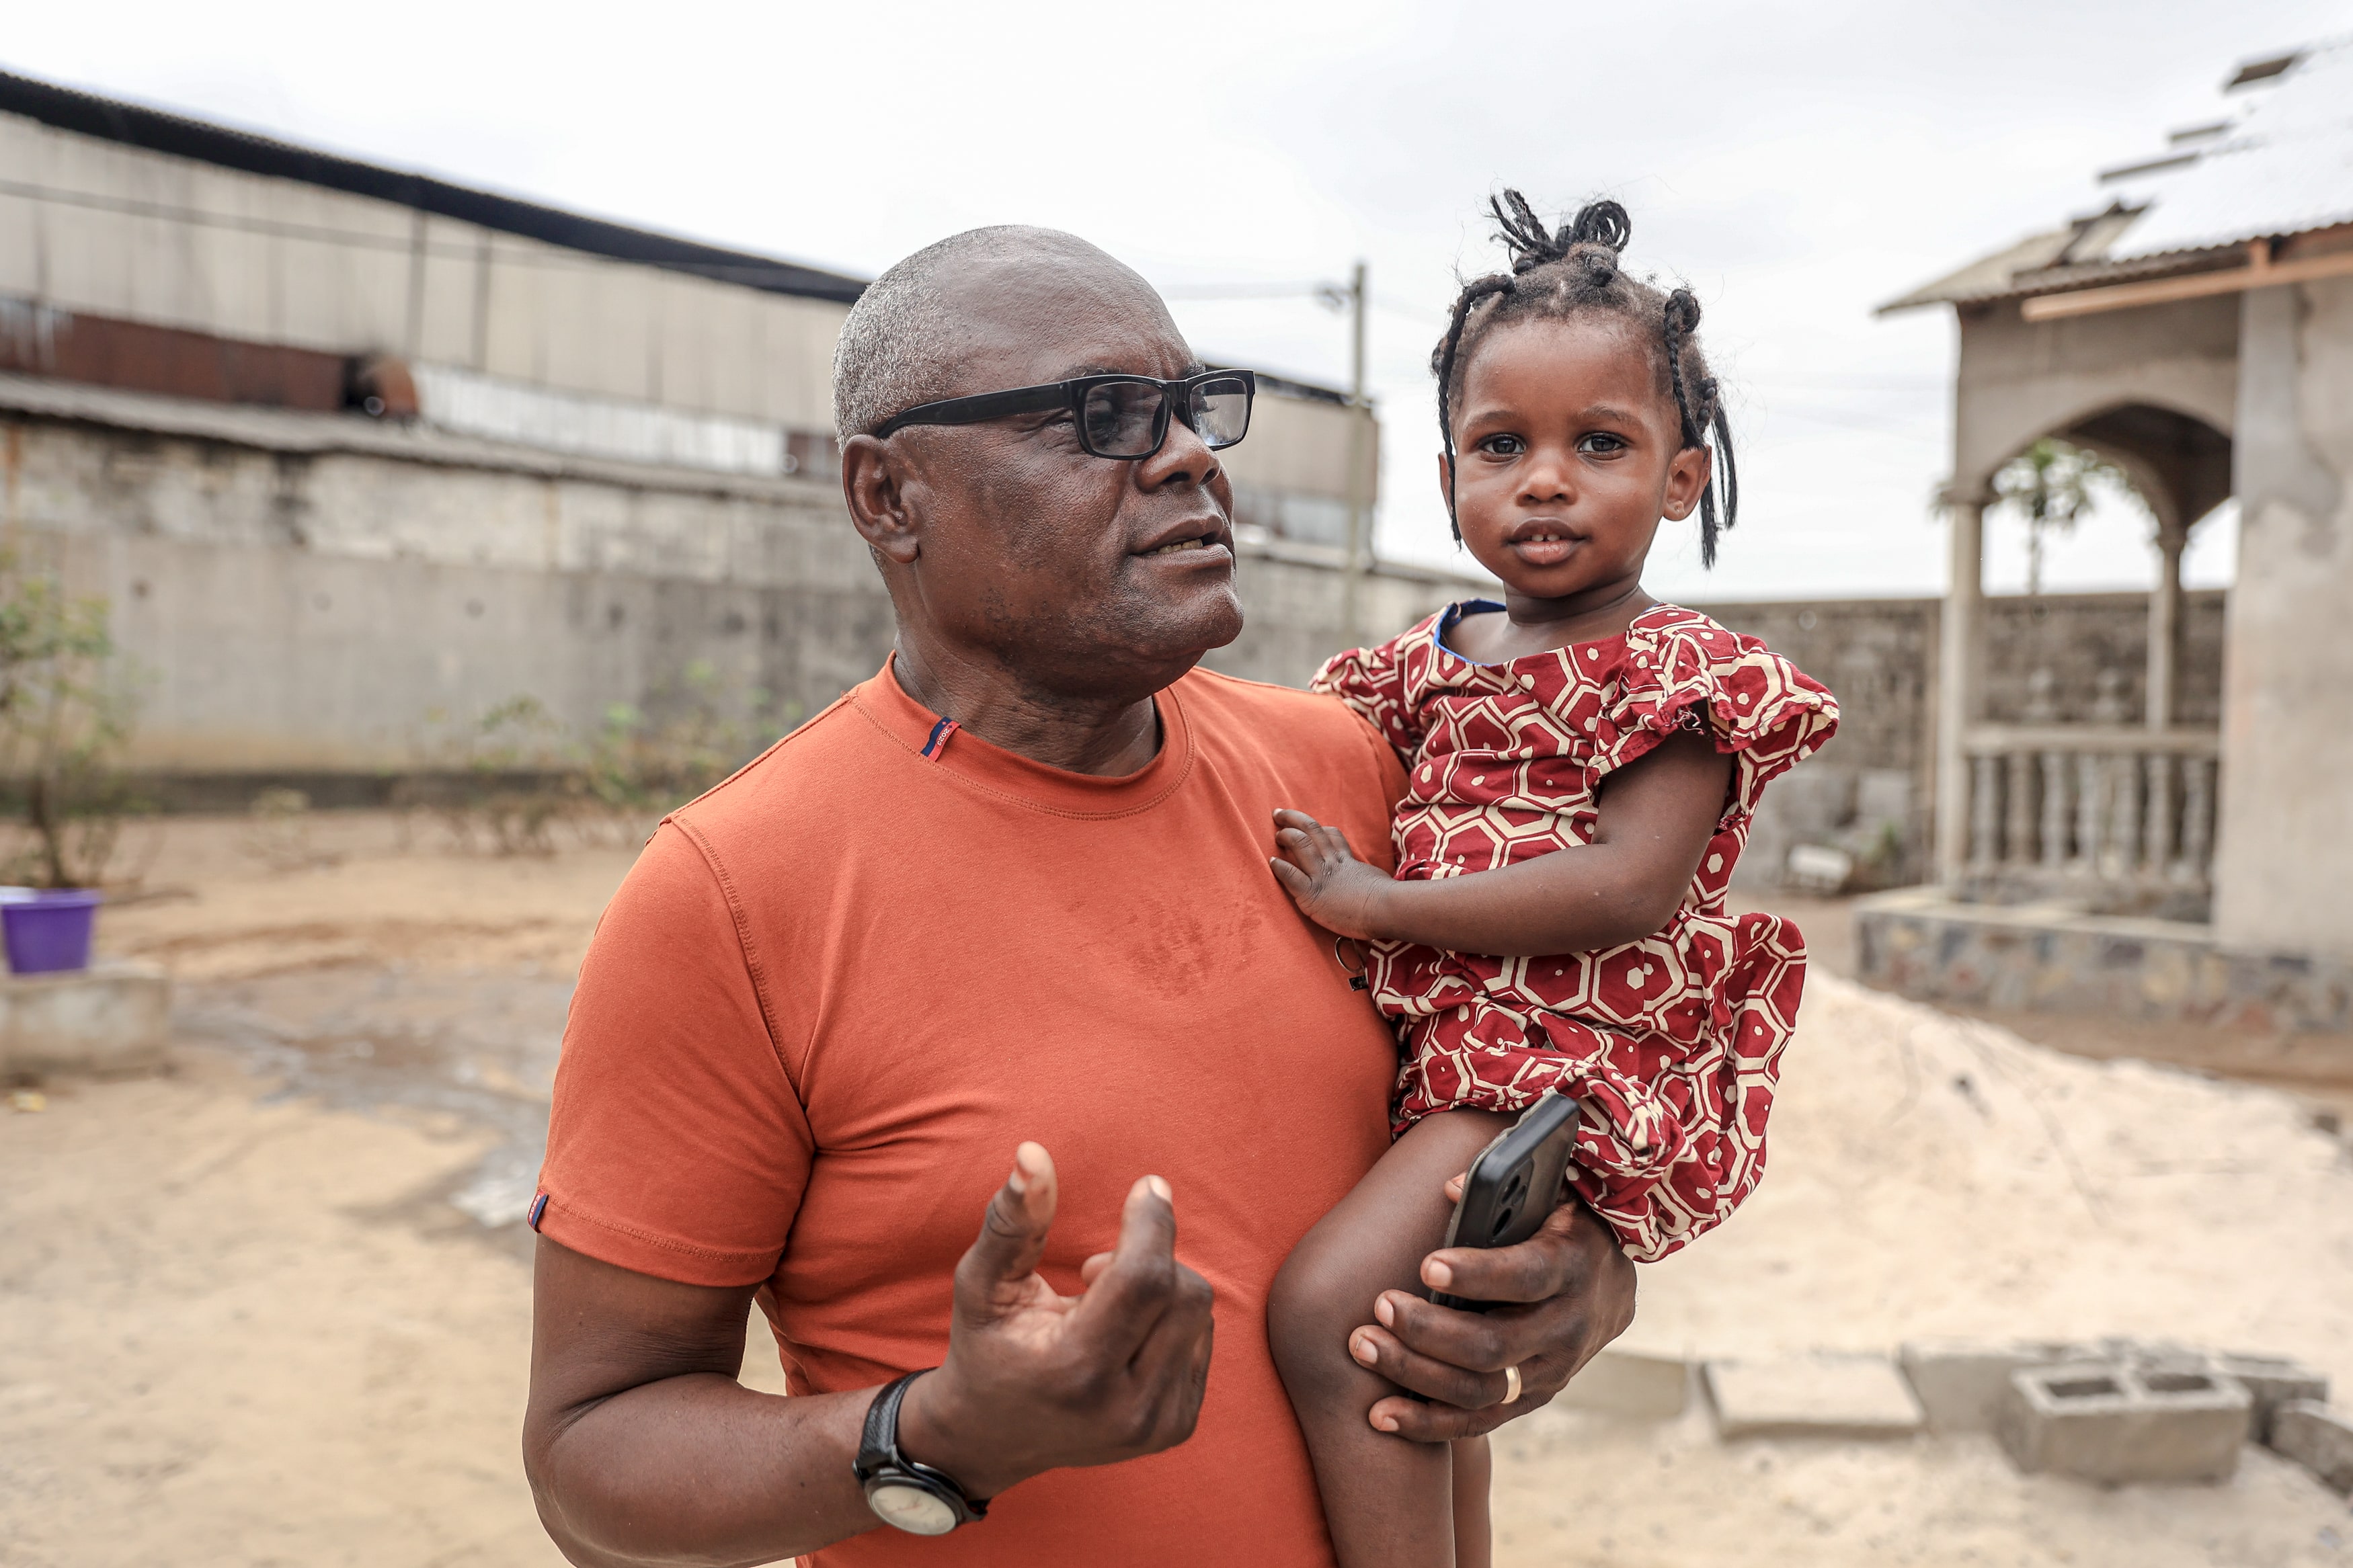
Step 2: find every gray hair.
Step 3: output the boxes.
[831,226,1155,442]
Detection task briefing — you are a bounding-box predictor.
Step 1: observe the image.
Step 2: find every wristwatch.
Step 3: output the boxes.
[853,1370,988,1536]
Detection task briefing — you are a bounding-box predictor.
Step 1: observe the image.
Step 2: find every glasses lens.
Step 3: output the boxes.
[1189,378,1252,449]
[1080,381,1168,458]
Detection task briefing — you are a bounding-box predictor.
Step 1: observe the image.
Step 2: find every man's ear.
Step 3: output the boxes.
[841,434,922,565]
[1660,442,1713,524]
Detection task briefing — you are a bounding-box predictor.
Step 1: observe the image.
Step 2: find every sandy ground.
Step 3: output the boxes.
[1491,1403,2351,1567]
[1631,973,2353,1391]
[3,813,2350,1567]
[1,1056,563,1568]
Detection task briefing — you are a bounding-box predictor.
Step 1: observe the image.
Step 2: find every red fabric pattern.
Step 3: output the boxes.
[1312,602,1839,1262]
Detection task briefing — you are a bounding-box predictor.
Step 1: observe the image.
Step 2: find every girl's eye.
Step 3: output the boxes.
[1478,434,1525,456]
[1579,432,1628,456]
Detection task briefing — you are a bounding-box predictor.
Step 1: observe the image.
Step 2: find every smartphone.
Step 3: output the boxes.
[1430,1092,1583,1311]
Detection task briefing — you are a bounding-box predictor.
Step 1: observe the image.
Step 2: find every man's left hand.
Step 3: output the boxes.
[1344,1184,1635,1440]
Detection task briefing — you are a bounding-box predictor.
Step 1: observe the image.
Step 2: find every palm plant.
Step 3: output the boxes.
[1993,438,2126,594]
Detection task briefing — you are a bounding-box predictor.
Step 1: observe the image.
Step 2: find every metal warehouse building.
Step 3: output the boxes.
[0,70,1468,787]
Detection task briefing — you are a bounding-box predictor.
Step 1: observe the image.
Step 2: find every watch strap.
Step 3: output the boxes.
[854,1371,922,1481]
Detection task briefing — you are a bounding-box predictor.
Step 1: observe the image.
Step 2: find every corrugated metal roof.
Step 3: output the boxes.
[2102,38,2353,261]
[1884,36,2353,311]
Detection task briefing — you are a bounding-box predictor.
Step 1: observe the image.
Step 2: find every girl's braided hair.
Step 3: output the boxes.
[1431,191,1739,565]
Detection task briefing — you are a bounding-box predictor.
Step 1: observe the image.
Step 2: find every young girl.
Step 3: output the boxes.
[1265,193,1838,1567]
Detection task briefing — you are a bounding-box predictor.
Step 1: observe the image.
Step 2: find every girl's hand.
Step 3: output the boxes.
[1269,809,1393,940]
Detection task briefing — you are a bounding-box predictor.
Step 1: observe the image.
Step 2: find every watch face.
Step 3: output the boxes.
[868,1480,959,1536]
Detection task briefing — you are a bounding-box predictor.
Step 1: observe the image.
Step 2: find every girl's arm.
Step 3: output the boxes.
[1271,731,1732,958]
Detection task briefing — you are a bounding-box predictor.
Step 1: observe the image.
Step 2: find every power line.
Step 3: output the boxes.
[1159,281,1337,302]
[1160,279,1442,322]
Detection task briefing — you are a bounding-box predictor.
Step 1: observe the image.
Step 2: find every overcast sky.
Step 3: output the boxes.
[9,2,2348,601]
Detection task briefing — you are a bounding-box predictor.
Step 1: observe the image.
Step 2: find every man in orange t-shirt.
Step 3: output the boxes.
[522,226,1636,1568]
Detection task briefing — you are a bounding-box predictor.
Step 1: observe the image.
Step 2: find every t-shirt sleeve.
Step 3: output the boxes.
[1603,618,1840,813]
[1310,628,1428,766]
[534,821,814,1288]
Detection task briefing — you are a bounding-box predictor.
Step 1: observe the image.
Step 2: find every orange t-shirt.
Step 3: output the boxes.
[538,658,1406,1567]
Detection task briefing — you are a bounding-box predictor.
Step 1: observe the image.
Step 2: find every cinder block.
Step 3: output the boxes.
[2211,1354,2328,1442]
[1559,1348,1690,1419]
[2270,1401,2353,1494]
[1899,1339,2088,1434]
[1704,1354,1925,1441]
[2100,1337,2204,1372]
[1997,1361,2249,1485]
[0,960,170,1076]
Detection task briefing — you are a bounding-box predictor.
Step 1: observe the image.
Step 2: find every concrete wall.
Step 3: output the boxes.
[0,382,1465,781]
[0,364,2246,905]
[2215,276,2353,958]
[2,374,2229,898]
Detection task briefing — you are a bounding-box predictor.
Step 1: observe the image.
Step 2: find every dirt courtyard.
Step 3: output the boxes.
[4,813,2350,1567]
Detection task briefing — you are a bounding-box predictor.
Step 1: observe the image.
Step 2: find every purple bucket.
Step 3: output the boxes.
[1,889,102,974]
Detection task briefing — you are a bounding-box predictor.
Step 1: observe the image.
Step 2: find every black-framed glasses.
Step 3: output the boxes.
[873,368,1255,459]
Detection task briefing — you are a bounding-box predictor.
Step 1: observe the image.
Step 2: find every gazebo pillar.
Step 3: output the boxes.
[1933,493,1988,886]
[2146,518,2187,729]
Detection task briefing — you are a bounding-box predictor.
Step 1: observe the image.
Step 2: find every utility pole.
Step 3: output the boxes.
[1339,259,1369,650]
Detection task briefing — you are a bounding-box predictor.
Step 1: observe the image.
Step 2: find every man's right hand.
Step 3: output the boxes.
[895,1142,1215,1500]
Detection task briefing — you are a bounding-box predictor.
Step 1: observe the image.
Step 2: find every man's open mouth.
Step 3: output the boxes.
[1145,536,1218,555]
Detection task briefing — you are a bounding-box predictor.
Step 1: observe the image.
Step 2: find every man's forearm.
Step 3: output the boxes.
[530,1374,878,1568]
[524,1161,1215,1566]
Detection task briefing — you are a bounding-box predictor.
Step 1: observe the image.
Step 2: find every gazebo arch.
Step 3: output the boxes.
[1968,400,2235,766]
[1932,382,2238,895]
[2053,402,2233,536]
[1951,382,2237,511]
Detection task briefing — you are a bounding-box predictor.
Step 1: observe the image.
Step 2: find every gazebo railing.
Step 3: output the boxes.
[1958,725,2220,915]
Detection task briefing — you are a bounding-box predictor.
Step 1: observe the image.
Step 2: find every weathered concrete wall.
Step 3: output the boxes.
[2215,276,2353,958]
[0,386,1468,778]
[0,377,2237,901]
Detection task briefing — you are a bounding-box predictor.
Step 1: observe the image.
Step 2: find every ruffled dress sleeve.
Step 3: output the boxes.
[1602,611,1840,815]
[1310,621,1433,766]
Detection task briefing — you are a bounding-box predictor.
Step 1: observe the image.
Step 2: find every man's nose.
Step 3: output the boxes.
[1133,413,1220,491]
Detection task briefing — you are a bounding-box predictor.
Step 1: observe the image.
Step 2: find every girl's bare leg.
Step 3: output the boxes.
[1451,1435,1492,1568]
[1269,1108,1507,1568]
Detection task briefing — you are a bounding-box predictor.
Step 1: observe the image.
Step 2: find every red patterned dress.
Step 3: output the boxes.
[1312,601,1839,1262]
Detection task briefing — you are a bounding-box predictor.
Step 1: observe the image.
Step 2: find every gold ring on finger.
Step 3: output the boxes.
[1502,1363,1523,1405]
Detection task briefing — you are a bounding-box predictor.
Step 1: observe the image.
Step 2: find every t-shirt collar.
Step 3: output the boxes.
[851,652,1197,819]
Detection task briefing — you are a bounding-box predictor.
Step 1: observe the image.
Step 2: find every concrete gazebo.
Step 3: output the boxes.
[1858,39,2353,1032]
